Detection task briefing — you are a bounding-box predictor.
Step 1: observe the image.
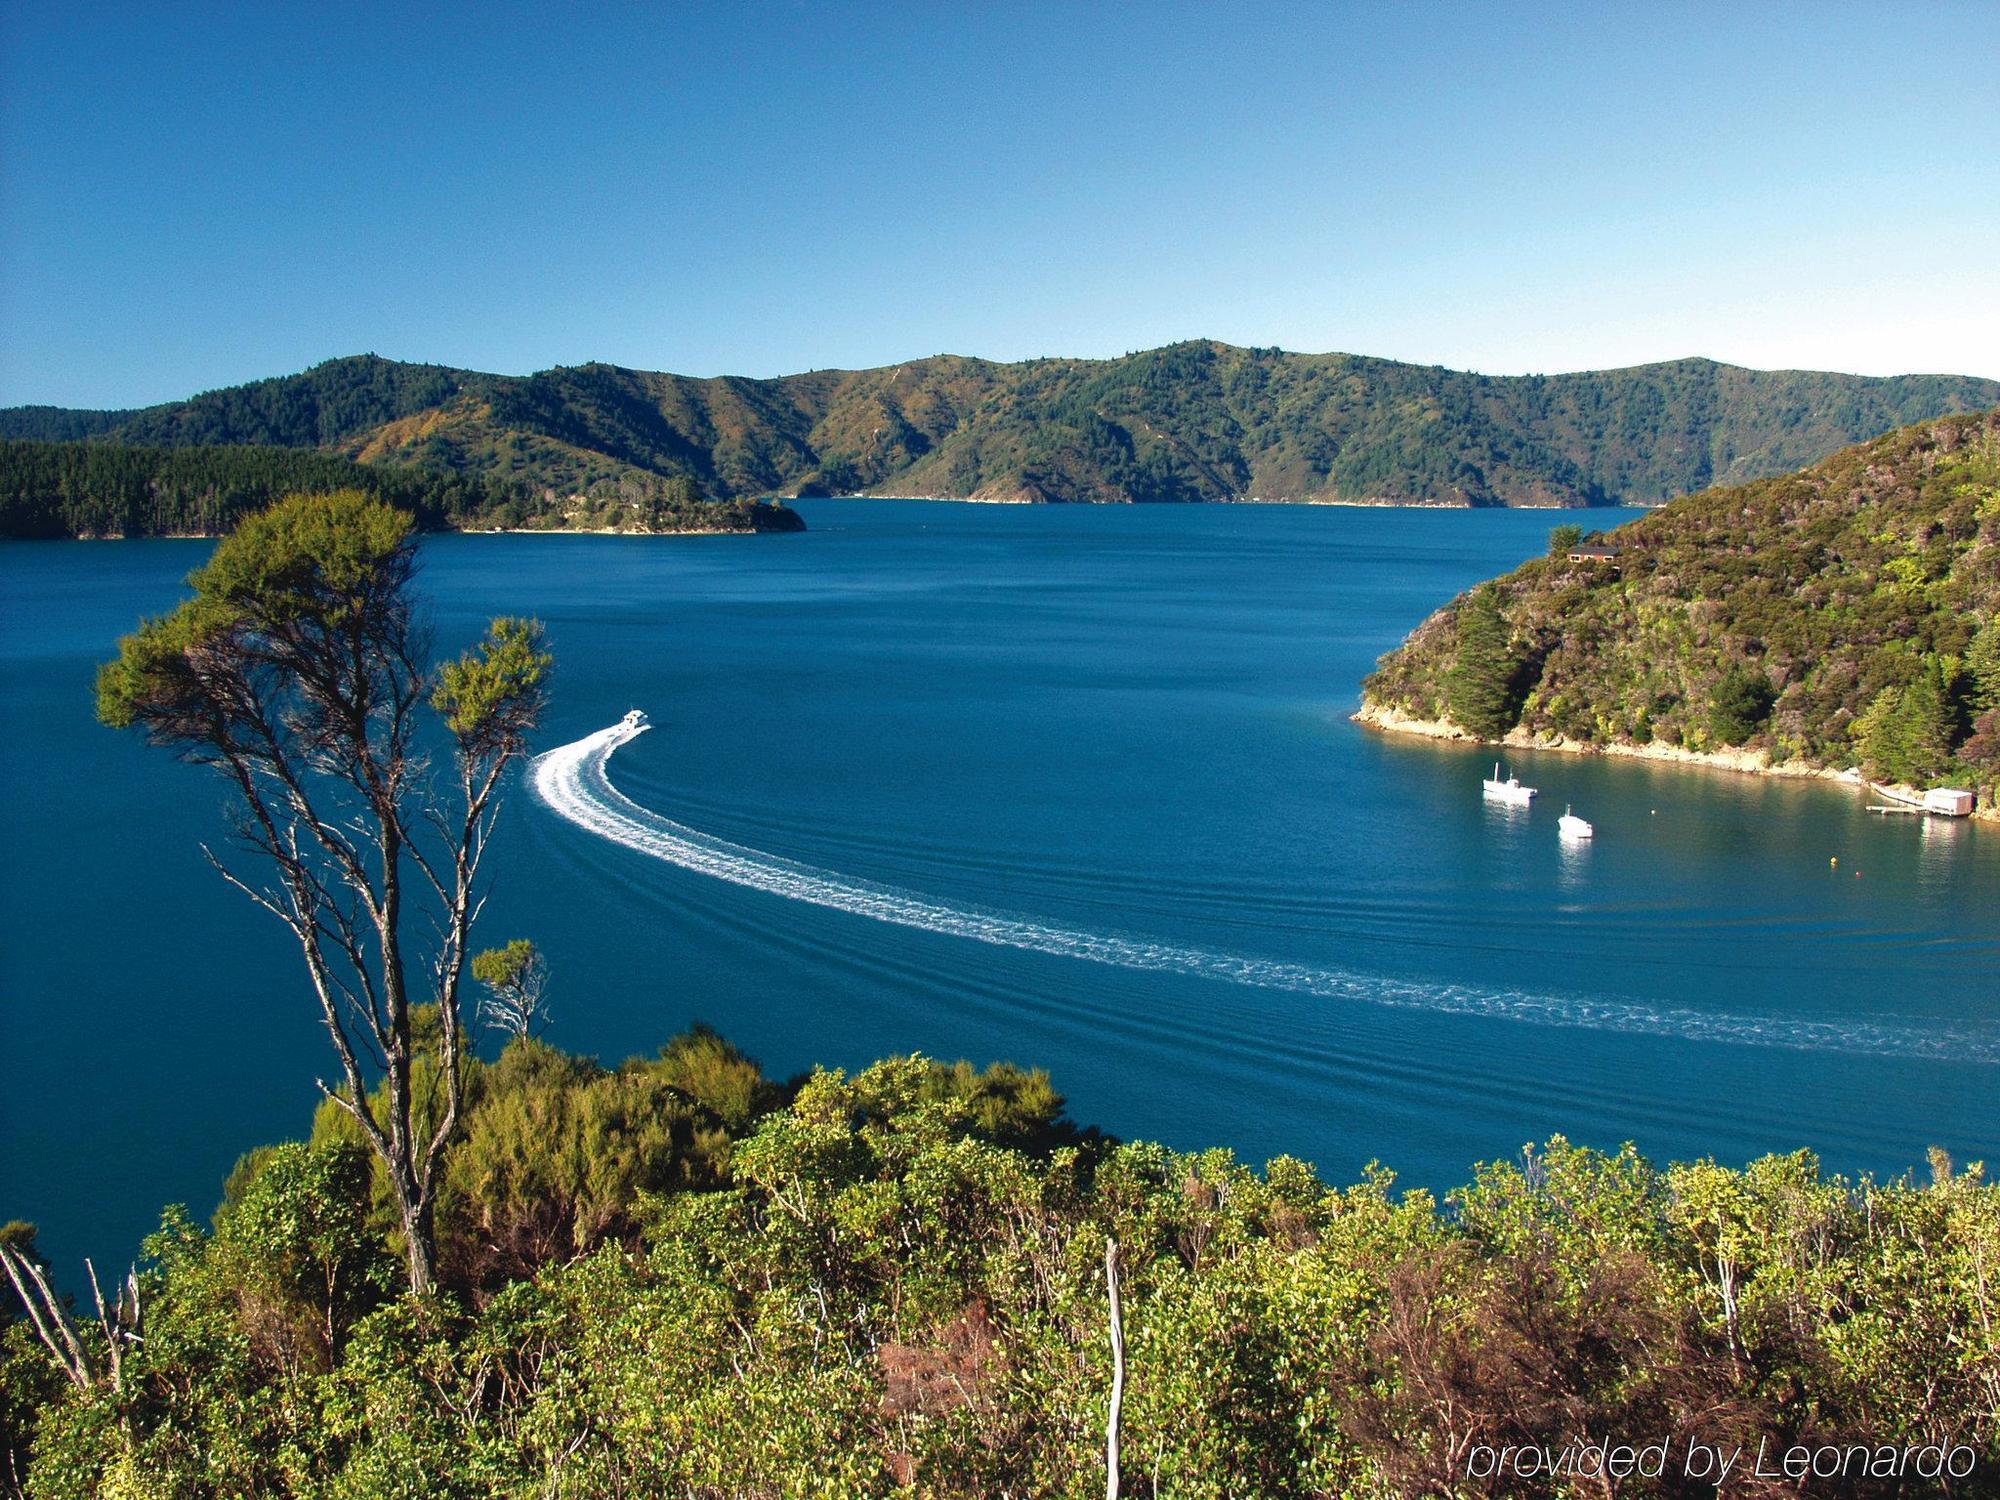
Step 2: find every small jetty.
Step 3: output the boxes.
[1866,783,1973,818]
[1482,762,1537,805]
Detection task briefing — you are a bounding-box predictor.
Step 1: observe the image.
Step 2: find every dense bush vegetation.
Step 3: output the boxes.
[6,345,1994,507]
[0,442,802,539]
[1364,411,2000,808]
[3,1026,1995,1497]
[0,441,514,538]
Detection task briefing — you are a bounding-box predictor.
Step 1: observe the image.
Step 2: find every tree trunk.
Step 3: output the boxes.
[1105,1237,1125,1500]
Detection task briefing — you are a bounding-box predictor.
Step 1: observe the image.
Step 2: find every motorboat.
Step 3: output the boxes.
[1558,805,1594,839]
[1482,762,1537,805]
[620,708,650,731]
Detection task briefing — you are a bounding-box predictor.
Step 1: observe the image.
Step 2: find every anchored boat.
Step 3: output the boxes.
[1558,805,1594,840]
[1482,762,1538,806]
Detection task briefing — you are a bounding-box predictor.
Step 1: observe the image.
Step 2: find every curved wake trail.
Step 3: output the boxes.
[532,722,1998,1064]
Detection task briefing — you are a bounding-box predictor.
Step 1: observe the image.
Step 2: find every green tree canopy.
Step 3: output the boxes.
[1706,664,1776,746]
[1444,586,1526,739]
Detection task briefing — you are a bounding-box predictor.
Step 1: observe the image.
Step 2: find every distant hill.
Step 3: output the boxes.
[1359,410,2000,810]
[0,440,803,539]
[7,345,1996,508]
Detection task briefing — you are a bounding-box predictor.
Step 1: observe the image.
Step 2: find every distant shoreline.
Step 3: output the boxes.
[795,492,1642,510]
[18,523,782,542]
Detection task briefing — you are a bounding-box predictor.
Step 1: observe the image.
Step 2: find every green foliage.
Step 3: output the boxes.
[470,939,538,994]
[0,438,804,539]
[8,346,1996,509]
[648,1022,781,1133]
[209,1142,396,1369]
[1548,521,1584,554]
[1967,617,2000,713]
[431,618,551,749]
[1856,656,1959,784]
[1366,411,2000,808]
[1443,585,1526,738]
[95,490,413,734]
[0,438,525,538]
[10,1030,1998,1495]
[1706,662,1776,745]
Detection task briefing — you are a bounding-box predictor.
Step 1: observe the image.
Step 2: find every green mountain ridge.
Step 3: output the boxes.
[9,344,1997,508]
[1360,409,2000,808]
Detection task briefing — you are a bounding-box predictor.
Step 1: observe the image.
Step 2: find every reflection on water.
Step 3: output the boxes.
[1917,814,1971,891]
[1556,824,1594,890]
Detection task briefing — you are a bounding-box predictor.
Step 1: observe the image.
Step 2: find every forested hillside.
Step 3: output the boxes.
[7,345,1995,507]
[1361,410,2000,807]
[0,441,803,538]
[4,1028,1995,1496]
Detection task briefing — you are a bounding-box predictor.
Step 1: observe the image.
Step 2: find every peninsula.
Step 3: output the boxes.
[1357,410,2000,817]
[0,439,804,540]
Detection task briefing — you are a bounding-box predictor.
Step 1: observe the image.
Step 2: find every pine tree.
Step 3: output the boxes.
[1445,586,1524,739]
[1967,620,2000,714]
[1897,656,1957,781]
[1856,656,1957,783]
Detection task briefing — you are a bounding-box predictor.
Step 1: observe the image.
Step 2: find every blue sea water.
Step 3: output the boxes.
[3,501,1996,1273]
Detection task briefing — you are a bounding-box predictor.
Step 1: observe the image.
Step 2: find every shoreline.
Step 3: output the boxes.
[23,523,780,542]
[1352,698,1855,781]
[803,492,1646,510]
[1350,699,1997,820]
[469,525,764,537]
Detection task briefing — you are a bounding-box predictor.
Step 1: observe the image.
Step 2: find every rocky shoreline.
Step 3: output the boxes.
[1351,699,1997,821]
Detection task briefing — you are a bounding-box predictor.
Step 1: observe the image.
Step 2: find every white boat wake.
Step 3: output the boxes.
[532,720,1998,1063]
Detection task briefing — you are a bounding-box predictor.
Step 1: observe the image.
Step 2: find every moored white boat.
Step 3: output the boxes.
[1481,762,1537,805]
[1558,805,1594,839]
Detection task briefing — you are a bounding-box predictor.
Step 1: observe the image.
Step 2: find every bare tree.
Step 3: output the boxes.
[0,1240,142,1406]
[96,491,550,1293]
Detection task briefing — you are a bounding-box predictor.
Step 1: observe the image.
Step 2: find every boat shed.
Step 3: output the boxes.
[1923,787,1975,817]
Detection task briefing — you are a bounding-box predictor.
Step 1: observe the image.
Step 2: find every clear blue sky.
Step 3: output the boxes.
[3,1,1996,407]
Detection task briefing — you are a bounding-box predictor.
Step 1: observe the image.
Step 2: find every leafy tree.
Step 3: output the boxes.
[1855,657,1957,784]
[210,1142,393,1369]
[1547,522,1584,555]
[1444,586,1524,738]
[1967,618,2000,714]
[1706,664,1776,746]
[472,939,550,1041]
[95,491,552,1293]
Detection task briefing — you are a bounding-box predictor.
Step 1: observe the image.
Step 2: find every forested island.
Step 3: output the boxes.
[0,440,803,540]
[6,343,1996,509]
[1359,410,2000,815]
[4,1026,1996,1497]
